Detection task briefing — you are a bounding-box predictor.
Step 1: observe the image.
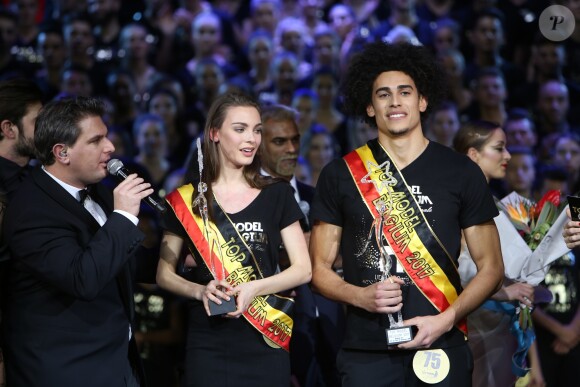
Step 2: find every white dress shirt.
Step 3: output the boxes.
[42,166,138,226]
[260,168,300,203]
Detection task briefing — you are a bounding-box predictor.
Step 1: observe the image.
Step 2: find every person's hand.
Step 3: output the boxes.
[527,364,546,387]
[113,173,154,217]
[354,276,404,314]
[398,310,455,349]
[201,279,235,316]
[504,282,535,307]
[555,324,580,349]
[552,338,572,355]
[563,208,580,249]
[228,281,260,318]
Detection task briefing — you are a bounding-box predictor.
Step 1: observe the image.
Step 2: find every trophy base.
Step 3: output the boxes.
[386,325,415,346]
[209,297,237,316]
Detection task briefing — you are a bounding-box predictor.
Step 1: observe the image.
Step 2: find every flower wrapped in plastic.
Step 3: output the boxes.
[458,190,570,378]
[495,190,569,286]
[495,190,569,377]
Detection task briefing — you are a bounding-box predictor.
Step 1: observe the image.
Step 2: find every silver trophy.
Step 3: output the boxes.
[374,198,414,346]
[193,138,236,315]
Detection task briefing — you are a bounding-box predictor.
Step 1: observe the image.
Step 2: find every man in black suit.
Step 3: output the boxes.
[1,97,154,387]
[259,104,345,387]
[0,78,44,385]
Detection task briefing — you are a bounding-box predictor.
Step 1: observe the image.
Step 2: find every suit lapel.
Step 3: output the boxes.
[32,168,101,232]
[32,168,135,321]
[90,183,113,214]
[296,181,315,204]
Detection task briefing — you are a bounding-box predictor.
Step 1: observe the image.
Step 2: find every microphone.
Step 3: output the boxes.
[106,159,167,213]
[298,200,310,232]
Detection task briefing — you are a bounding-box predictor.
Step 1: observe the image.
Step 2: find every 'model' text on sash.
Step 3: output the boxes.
[166,185,295,350]
[344,143,467,334]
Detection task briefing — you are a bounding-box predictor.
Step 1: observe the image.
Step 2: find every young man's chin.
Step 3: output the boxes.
[388,128,411,137]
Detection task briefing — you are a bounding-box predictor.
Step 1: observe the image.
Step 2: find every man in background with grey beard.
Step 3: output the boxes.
[259,104,345,387]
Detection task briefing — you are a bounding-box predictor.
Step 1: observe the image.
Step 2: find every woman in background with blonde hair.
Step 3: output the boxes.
[454,120,545,387]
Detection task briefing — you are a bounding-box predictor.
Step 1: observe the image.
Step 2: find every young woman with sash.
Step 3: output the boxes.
[453,120,544,387]
[156,92,312,387]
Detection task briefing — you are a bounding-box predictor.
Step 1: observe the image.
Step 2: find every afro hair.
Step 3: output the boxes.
[340,42,447,128]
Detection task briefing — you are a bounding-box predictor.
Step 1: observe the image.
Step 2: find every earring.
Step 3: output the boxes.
[59,150,67,157]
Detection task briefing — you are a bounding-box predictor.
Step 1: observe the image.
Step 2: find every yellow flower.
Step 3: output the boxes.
[504,201,531,224]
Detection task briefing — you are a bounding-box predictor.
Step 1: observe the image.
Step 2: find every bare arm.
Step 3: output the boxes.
[446,221,504,323]
[156,232,213,301]
[310,221,404,314]
[491,281,534,307]
[533,304,580,354]
[229,221,312,317]
[400,220,504,349]
[527,341,546,387]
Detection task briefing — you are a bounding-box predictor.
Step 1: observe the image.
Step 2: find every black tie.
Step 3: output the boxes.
[79,188,90,204]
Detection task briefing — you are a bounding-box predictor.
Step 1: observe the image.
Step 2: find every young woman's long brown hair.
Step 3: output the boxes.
[198,92,273,217]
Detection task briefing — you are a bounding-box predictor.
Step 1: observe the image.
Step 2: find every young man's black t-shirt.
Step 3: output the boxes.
[311,139,498,350]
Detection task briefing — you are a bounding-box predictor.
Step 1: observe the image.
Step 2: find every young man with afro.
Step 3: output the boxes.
[309,42,504,386]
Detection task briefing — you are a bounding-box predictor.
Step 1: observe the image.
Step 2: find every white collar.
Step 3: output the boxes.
[42,166,86,201]
[260,168,300,202]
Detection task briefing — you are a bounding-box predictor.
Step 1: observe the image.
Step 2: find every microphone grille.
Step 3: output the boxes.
[298,200,310,216]
[107,159,124,175]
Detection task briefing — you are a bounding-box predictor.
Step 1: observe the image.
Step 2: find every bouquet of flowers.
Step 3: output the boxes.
[495,190,569,286]
[495,190,570,377]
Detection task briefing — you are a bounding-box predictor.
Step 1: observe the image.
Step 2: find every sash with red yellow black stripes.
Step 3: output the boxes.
[165,184,295,350]
[344,143,467,335]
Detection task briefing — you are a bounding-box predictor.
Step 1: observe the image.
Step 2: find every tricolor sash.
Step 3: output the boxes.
[344,143,467,334]
[166,184,295,351]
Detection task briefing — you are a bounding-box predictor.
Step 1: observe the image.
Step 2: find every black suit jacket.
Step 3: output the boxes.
[296,180,315,232]
[296,180,315,204]
[291,179,345,387]
[1,167,145,387]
